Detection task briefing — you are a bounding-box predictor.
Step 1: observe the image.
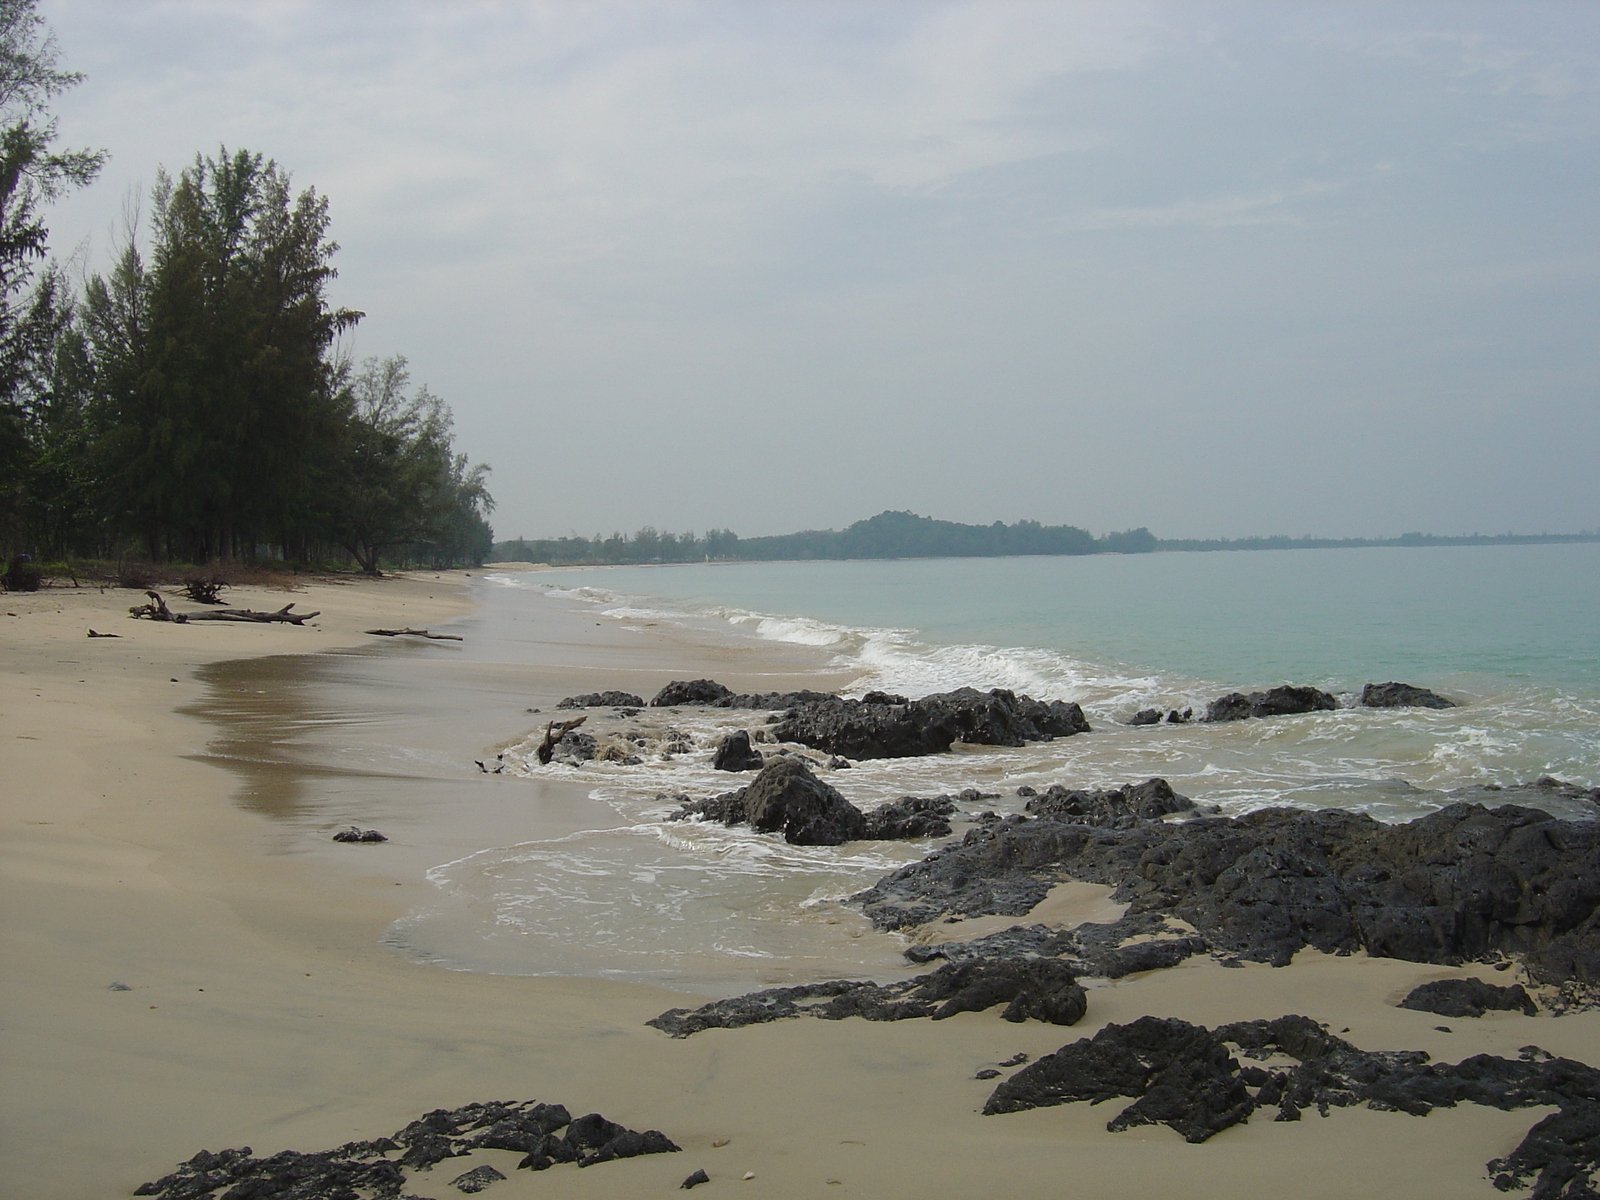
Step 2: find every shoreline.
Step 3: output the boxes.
[3,574,1597,1198]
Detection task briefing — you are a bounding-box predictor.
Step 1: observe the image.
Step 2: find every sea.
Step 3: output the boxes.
[203,544,1600,995]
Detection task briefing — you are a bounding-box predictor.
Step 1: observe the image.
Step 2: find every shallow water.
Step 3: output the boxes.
[197,546,1599,994]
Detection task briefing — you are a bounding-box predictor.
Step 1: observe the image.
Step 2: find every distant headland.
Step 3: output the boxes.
[490,509,1599,567]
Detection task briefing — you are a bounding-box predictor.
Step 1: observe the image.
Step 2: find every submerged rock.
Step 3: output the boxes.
[982,1013,1600,1200]
[1399,978,1538,1018]
[1202,685,1339,722]
[648,958,1086,1038]
[851,800,1600,984]
[1127,709,1162,726]
[1360,681,1458,709]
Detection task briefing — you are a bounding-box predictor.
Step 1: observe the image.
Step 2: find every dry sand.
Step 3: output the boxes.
[2,573,1596,1199]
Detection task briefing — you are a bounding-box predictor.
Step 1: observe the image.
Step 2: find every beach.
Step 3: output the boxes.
[3,571,1597,1199]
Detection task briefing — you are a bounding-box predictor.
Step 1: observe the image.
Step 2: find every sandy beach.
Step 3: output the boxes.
[3,573,1596,1199]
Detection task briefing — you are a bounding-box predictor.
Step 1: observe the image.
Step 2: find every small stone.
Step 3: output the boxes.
[712,1138,730,1147]
[974,1068,1001,1080]
[743,1171,756,1180]
[681,1168,711,1189]
[451,1164,507,1193]
[998,1052,1029,1067]
[1436,1026,1452,1033]
[108,981,132,991]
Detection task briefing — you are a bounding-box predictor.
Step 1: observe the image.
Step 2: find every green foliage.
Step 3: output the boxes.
[0,0,104,551]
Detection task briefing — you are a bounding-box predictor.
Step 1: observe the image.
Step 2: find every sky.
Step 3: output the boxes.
[40,0,1600,541]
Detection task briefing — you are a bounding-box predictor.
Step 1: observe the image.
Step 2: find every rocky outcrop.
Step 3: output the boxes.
[647,958,1086,1038]
[1022,778,1197,828]
[862,795,956,840]
[651,679,736,706]
[674,760,956,844]
[770,687,1090,760]
[1128,708,1162,726]
[1202,685,1339,722]
[649,679,836,709]
[332,826,387,843]
[905,913,1209,980]
[852,801,1600,984]
[134,1101,680,1198]
[1400,978,1538,1018]
[711,730,764,772]
[982,1014,1600,1199]
[557,691,645,709]
[1360,681,1457,709]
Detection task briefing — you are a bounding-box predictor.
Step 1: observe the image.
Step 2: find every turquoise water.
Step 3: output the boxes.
[535,543,1600,697]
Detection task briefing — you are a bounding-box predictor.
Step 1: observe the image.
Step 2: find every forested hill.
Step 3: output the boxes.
[490,511,1155,566]
[736,510,1154,560]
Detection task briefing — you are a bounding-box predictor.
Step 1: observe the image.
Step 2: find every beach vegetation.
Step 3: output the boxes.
[0,1,493,577]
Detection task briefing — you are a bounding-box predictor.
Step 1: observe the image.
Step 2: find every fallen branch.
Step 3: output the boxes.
[184,603,319,624]
[365,627,463,640]
[537,716,587,765]
[128,591,319,625]
[87,629,120,638]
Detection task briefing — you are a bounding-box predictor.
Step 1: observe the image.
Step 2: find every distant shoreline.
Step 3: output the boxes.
[491,510,1598,569]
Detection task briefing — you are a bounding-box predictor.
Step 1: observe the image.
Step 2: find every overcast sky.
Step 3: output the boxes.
[41,0,1599,540]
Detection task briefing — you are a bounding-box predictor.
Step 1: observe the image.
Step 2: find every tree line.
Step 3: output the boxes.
[0,2,492,574]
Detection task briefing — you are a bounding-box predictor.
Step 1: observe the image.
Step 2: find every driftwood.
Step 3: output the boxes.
[129,591,319,625]
[536,716,587,765]
[87,629,120,638]
[365,627,463,641]
[187,603,319,624]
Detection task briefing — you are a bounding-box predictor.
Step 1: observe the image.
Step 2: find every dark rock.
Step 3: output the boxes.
[452,1164,507,1193]
[712,730,765,772]
[332,826,387,843]
[652,679,737,706]
[1000,1053,1030,1067]
[770,687,1090,760]
[1400,978,1538,1018]
[1128,709,1162,726]
[828,755,852,769]
[975,1068,1001,1079]
[852,801,1600,985]
[863,795,956,840]
[905,913,1208,980]
[550,730,597,765]
[1202,686,1339,722]
[648,958,1086,1038]
[682,1168,711,1189]
[135,1099,680,1198]
[1361,682,1458,709]
[1023,778,1195,829]
[557,691,646,709]
[673,761,952,845]
[1165,708,1193,724]
[982,1013,1600,1200]
[741,758,866,844]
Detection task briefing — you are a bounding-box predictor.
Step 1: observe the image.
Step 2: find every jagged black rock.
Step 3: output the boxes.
[133,1100,679,1199]
[984,1014,1600,1200]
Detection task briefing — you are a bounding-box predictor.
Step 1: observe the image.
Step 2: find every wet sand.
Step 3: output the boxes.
[2,571,1595,1199]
